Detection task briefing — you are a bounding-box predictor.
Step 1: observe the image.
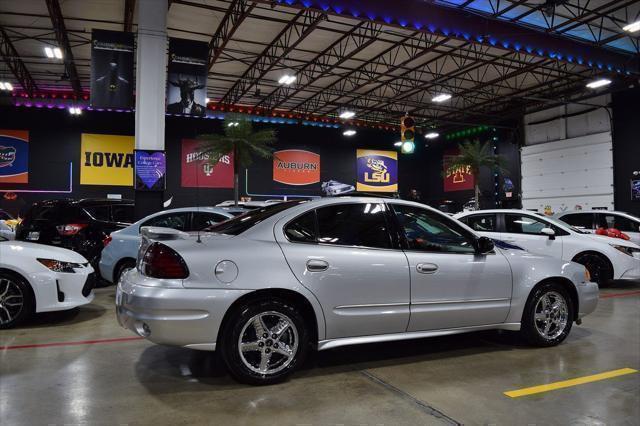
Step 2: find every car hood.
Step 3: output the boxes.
[0,241,89,263]
[583,234,640,249]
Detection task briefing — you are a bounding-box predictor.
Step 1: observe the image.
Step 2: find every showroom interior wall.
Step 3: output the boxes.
[612,87,640,217]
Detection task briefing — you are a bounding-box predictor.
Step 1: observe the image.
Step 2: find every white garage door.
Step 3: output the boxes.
[521,131,614,214]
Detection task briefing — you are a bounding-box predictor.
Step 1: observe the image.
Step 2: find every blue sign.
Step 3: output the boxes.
[134,150,166,191]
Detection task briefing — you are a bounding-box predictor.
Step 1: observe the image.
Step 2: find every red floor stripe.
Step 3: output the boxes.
[1,336,143,351]
[600,290,640,299]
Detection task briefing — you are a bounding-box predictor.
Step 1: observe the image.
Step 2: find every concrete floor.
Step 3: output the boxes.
[1,283,639,425]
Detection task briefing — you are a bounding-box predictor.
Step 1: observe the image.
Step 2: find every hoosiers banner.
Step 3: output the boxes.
[443,148,474,192]
[273,150,320,186]
[356,149,398,192]
[0,130,29,183]
[167,38,208,117]
[181,139,234,188]
[90,30,134,109]
[81,134,134,186]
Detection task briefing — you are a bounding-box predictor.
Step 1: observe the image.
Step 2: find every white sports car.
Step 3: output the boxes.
[0,236,95,329]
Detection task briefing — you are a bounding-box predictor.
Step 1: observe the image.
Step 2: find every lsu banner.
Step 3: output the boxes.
[273,150,320,186]
[356,149,398,192]
[81,133,134,186]
[90,30,134,109]
[443,148,474,192]
[0,130,29,183]
[181,139,234,188]
[167,38,208,117]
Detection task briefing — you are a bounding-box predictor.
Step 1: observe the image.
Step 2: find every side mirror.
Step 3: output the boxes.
[541,227,556,239]
[475,236,495,254]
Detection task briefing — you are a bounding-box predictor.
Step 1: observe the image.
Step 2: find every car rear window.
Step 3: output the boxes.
[205,201,304,235]
[84,205,111,221]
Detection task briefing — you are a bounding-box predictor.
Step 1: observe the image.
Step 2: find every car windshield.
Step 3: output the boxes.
[204,201,305,235]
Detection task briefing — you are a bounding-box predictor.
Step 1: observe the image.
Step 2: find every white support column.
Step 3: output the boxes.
[135,0,167,151]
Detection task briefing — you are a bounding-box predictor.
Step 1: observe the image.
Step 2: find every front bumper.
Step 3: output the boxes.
[115,271,249,351]
[31,267,95,313]
[619,266,640,280]
[576,281,599,319]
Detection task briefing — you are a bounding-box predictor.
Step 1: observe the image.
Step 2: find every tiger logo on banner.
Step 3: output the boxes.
[81,133,134,186]
[356,149,398,192]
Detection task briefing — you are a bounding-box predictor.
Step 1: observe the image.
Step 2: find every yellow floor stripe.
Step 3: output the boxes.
[504,368,638,398]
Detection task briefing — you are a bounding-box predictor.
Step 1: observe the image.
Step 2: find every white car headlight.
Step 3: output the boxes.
[611,245,640,259]
[37,258,84,273]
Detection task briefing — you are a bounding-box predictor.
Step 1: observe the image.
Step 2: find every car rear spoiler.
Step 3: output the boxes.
[140,226,190,241]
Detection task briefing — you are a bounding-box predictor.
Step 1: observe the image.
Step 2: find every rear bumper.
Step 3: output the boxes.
[576,282,599,319]
[115,271,249,350]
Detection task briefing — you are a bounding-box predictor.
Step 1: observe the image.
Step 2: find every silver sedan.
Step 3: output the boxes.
[116,197,598,385]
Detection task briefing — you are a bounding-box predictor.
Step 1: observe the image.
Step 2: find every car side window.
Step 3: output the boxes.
[284,211,317,243]
[599,214,640,232]
[316,203,392,249]
[393,205,476,254]
[504,214,567,236]
[191,212,229,231]
[141,213,189,231]
[561,213,594,229]
[112,205,134,223]
[460,214,497,232]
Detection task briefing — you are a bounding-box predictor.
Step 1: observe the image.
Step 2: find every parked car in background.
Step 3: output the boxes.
[455,209,640,286]
[0,220,15,240]
[99,207,238,284]
[216,200,283,209]
[555,210,640,246]
[117,198,598,384]
[321,180,355,196]
[0,236,95,329]
[16,199,134,269]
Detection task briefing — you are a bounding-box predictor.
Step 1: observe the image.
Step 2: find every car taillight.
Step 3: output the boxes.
[141,242,189,279]
[56,223,88,236]
[103,235,112,247]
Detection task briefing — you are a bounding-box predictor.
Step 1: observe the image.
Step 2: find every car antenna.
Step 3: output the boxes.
[195,148,202,244]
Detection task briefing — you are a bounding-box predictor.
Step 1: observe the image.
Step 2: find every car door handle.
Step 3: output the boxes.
[306,259,329,272]
[416,263,438,274]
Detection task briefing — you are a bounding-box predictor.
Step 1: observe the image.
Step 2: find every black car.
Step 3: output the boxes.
[16,198,134,267]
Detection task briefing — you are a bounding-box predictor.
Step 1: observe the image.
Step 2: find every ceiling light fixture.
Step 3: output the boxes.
[339,110,355,119]
[586,78,612,89]
[53,47,63,59]
[425,132,439,139]
[622,20,640,33]
[0,82,13,91]
[432,93,452,103]
[278,74,296,85]
[227,121,240,127]
[343,129,356,136]
[68,107,82,115]
[394,141,403,147]
[44,47,54,58]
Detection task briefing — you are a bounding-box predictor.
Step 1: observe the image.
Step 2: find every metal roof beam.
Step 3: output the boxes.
[45,0,82,95]
[124,0,136,32]
[208,0,256,70]
[0,27,39,96]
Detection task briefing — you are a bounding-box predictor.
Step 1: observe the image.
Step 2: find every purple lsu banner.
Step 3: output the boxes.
[356,149,398,193]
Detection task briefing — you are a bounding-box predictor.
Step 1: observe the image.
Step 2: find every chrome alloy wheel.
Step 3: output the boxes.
[534,291,569,340]
[0,278,24,326]
[238,311,299,375]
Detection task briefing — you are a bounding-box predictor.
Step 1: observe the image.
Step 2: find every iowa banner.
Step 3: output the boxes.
[0,130,29,183]
[90,30,134,109]
[81,134,134,186]
[356,149,398,192]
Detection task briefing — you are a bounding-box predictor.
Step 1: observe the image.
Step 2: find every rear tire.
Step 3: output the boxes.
[573,252,613,287]
[521,282,574,347]
[115,259,136,285]
[0,271,34,329]
[220,299,308,385]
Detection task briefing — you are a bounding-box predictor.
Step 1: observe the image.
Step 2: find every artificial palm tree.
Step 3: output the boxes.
[444,140,508,210]
[197,114,277,206]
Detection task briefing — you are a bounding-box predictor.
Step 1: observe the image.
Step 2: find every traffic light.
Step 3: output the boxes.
[400,115,415,154]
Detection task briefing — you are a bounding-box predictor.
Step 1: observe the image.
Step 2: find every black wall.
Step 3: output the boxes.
[612,87,640,217]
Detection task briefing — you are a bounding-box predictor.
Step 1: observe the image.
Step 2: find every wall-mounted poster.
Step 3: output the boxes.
[443,148,474,192]
[632,180,640,201]
[273,149,320,186]
[90,30,134,109]
[135,150,166,191]
[356,149,398,192]
[81,133,134,186]
[0,130,29,183]
[181,139,234,188]
[167,38,208,117]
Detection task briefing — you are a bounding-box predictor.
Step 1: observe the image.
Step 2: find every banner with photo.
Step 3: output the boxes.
[135,150,166,191]
[90,29,134,109]
[356,149,398,192]
[273,149,320,186]
[443,148,474,192]
[181,139,234,188]
[167,38,208,117]
[0,130,29,184]
[81,133,134,186]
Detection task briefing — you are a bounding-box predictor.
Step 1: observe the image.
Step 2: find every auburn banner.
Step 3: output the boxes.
[443,148,474,192]
[273,149,320,186]
[181,139,234,188]
[0,130,29,183]
[356,149,398,192]
[81,133,134,186]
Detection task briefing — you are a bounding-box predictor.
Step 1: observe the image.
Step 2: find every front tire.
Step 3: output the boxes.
[521,282,574,347]
[0,271,34,329]
[573,252,613,287]
[220,299,308,385]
